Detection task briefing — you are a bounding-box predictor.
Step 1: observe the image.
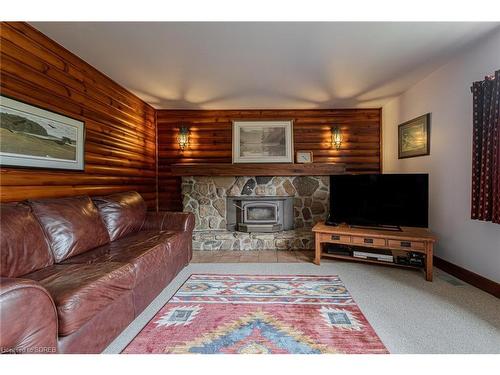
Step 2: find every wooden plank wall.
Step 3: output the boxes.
[157,109,381,211]
[0,22,158,209]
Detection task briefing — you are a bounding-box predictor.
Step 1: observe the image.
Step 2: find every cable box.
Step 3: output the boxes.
[325,243,352,256]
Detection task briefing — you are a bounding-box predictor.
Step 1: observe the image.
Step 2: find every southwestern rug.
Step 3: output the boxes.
[123,274,388,354]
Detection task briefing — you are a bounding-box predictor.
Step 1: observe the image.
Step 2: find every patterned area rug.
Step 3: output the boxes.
[123,274,388,354]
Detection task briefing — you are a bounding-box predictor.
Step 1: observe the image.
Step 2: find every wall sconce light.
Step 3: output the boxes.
[331,126,343,150]
[178,126,189,151]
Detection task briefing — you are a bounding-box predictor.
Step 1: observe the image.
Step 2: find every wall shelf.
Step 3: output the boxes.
[170,163,346,176]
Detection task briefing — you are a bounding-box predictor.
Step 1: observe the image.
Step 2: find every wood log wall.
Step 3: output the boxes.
[157,109,381,211]
[0,22,382,212]
[0,22,158,209]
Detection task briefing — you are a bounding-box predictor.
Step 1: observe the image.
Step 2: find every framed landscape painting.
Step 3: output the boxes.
[232,120,293,163]
[0,95,85,170]
[398,113,430,159]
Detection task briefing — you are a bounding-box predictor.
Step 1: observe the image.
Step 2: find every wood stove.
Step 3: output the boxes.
[226,196,294,233]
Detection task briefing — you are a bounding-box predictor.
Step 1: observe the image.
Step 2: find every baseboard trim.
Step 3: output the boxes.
[434,256,499,298]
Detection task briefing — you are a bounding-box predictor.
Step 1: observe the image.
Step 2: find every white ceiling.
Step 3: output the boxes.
[32,22,499,109]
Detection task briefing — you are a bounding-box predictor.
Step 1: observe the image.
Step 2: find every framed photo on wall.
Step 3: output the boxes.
[296,150,313,163]
[0,95,85,171]
[398,113,431,159]
[232,120,293,163]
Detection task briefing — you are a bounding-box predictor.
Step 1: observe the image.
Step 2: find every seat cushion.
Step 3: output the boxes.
[0,203,53,277]
[92,191,147,241]
[28,196,110,263]
[25,262,135,336]
[63,230,177,284]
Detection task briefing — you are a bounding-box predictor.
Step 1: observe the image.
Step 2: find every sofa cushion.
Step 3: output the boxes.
[92,192,147,241]
[142,211,195,232]
[28,196,110,263]
[0,203,53,277]
[63,230,176,284]
[25,262,135,336]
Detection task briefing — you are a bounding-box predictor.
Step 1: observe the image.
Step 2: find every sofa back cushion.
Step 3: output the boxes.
[28,196,110,263]
[0,203,54,277]
[92,191,147,241]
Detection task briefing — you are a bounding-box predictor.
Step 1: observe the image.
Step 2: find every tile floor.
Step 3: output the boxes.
[191,250,315,263]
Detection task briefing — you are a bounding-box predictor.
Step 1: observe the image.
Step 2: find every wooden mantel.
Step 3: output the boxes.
[170,163,346,177]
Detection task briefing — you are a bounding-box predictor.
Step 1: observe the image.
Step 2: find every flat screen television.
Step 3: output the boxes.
[327,174,429,229]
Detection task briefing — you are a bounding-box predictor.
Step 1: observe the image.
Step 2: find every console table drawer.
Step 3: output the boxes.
[352,236,386,247]
[387,239,425,251]
[319,233,351,243]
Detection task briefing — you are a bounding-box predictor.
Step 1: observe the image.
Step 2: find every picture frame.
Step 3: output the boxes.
[398,113,430,159]
[296,150,313,163]
[232,120,293,163]
[0,95,85,170]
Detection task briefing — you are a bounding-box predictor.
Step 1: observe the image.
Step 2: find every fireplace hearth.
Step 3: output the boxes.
[181,176,329,251]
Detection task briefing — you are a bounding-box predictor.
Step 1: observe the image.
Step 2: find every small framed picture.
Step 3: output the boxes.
[398,113,431,159]
[296,151,313,163]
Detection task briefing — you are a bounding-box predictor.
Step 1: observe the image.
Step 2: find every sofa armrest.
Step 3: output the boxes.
[0,277,58,354]
[142,211,195,233]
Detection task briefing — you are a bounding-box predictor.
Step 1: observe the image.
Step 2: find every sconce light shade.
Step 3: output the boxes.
[178,126,189,151]
[331,126,343,150]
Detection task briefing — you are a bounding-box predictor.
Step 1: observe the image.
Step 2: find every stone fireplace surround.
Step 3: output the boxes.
[182,175,329,251]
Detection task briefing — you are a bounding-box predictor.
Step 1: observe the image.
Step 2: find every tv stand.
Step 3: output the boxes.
[312,222,437,281]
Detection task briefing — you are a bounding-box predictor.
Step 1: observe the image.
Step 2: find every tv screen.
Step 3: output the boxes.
[328,174,429,228]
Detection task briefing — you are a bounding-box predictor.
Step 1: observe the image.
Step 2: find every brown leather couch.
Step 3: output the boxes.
[0,191,194,354]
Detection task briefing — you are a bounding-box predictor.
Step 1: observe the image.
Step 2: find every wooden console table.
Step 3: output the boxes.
[312,222,437,281]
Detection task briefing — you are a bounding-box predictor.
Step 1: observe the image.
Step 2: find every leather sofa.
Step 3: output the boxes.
[0,191,194,354]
